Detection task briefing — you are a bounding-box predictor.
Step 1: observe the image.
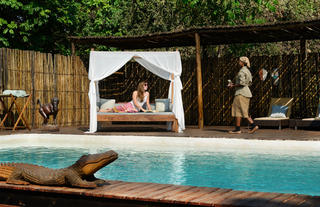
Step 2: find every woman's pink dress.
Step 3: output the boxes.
[113,102,137,113]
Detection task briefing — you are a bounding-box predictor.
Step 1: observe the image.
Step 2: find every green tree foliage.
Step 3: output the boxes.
[0,0,121,54]
[76,0,122,37]
[0,0,81,53]
[117,0,279,35]
[0,0,319,55]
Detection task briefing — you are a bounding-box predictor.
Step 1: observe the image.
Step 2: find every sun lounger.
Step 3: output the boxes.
[293,104,320,130]
[96,99,178,132]
[97,112,179,132]
[254,97,293,130]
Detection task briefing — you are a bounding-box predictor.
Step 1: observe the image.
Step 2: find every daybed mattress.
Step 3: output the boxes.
[97,112,174,115]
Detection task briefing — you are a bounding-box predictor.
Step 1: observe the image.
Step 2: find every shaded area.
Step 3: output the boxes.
[69,19,320,49]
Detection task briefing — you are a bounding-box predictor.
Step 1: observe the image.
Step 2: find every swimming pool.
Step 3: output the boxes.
[0,134,320,196]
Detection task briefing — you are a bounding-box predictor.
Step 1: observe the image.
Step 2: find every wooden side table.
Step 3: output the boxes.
[0,93,32,131]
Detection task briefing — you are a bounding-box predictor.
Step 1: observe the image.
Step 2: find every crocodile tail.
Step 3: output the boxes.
[0,163,15,180]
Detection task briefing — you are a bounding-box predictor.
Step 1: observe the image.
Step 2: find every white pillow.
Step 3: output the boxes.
[155,99,171,112]
[270,112,286,118]
[100,99,115,110]
[269,105,288,118]
[156,102,165,112]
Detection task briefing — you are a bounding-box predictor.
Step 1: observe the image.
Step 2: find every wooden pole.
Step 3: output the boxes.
[300,39,306,61]
[195,33,204,129]
[300,39,307,117]
[71,42,75,56]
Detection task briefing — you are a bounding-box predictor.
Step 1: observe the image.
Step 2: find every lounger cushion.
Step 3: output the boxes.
[302,118,320,121]
[100,99,116,110]
[97,112,174,115]
[155,99,171,112]
[255,117,289,120]
[270,105,288,118]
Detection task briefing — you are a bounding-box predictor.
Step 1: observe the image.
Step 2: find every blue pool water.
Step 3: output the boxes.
[0,147,319,196]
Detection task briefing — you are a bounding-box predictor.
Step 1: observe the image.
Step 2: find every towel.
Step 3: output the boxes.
[3,90,29,97]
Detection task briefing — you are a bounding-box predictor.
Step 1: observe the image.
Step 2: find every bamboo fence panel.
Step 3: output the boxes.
[55,54,79,127]
[0,48,89,128]
[73,56,79,125]
[71,55,90,126]
[1,47,319,127]
[33,51,42,126]
[78,56,88,126]
[33,51,55,126]
[1,48,33,127]
[56,54,64,126]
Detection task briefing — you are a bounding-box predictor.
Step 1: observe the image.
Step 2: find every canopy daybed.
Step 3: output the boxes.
[88,51,185,133]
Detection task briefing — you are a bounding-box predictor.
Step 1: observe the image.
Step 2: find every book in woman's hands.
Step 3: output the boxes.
[144,110,156,113]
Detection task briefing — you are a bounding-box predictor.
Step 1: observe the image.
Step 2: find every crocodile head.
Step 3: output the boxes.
[75,150,118,176]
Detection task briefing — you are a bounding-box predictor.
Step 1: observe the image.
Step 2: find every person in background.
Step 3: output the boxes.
[99,81,152,113]
[228,57,258,134]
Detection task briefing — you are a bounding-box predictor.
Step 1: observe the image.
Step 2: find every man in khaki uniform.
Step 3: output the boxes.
[228,57,258,134]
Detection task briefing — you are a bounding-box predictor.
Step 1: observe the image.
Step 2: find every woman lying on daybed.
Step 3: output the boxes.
[99,81,152,113]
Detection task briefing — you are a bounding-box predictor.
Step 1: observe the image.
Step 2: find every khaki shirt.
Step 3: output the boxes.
[234,66,252,98]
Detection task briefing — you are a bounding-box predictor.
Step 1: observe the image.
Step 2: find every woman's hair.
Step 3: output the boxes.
[137,81,147,101]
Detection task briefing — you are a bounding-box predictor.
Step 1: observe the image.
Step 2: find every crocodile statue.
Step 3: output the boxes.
[0,150,118,188]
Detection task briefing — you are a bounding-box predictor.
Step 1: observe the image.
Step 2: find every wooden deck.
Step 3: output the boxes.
[0,180,319,207]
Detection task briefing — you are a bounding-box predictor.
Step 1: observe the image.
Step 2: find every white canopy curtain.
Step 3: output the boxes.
[88,51,185,133]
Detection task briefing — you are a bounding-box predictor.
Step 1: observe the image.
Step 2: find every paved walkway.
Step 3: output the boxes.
[1,125,320,206]
[1,125,320,141]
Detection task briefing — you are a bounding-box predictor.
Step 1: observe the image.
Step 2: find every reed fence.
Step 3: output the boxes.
[100,53,320,126]
[1,47,319,128]
[0,48,89,128]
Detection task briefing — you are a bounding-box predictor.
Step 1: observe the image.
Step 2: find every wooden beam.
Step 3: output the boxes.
[195,33,204,129]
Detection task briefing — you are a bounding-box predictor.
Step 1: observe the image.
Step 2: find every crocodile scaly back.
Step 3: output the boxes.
[0,162,16,180]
